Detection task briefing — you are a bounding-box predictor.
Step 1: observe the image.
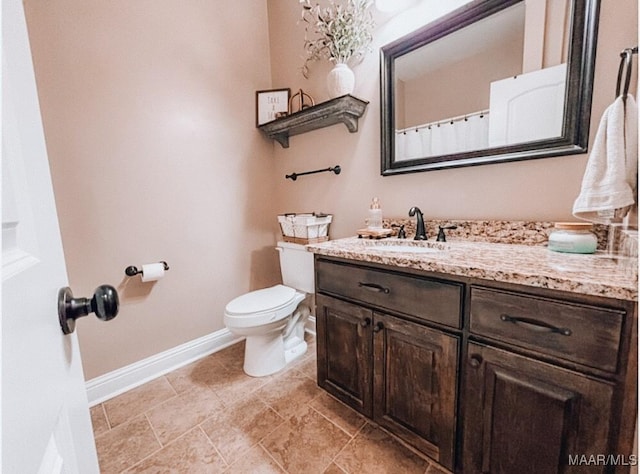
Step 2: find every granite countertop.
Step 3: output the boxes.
[306,237,638,302]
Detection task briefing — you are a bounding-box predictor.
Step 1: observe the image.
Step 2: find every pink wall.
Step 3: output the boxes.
[25,0,281,379]
[24,0,637,380]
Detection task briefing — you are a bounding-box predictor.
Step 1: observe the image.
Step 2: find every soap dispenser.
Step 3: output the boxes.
[367,197,383,230]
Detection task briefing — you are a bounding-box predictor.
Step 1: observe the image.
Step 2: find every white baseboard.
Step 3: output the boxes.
[86,317,317,406]
[85,328,240,406]
[305,315,317,336]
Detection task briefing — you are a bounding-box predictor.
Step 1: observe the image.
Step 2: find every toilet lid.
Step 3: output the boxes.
[225,285,296,316]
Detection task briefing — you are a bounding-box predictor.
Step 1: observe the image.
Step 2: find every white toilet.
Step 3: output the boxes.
[224,241,314,377]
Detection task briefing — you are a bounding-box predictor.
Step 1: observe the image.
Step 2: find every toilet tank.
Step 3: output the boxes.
[277,241,315,293]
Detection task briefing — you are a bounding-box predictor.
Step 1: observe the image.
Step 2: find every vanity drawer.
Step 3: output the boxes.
[469,286,624,373]
[316,259,462,328]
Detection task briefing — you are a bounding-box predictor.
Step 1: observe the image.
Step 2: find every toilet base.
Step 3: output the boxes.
[233,300,310,377]
[241,308,310,377]
[243,331,287,377]
[243,333,309,377]
[284,336,307,364]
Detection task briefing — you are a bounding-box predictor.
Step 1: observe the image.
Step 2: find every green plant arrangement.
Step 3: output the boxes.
[299,0,375,79]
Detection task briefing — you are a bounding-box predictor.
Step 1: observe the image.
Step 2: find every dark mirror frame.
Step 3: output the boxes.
[380,0,600,175]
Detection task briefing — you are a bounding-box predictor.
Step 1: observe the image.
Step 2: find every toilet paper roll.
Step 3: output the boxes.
[141,263,165,282]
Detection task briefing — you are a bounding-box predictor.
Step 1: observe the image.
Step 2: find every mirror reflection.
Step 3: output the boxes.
[381,0,599,174]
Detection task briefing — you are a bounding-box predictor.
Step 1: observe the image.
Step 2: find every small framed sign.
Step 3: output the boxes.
[256,88,290,126]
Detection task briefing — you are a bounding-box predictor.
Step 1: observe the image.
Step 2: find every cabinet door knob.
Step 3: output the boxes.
[360,317,371,328]
[469,355,482,368]
[373,321,385,333]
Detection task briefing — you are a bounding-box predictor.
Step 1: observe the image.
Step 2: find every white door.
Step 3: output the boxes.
[488,63,567,146]
[2,0,100,472]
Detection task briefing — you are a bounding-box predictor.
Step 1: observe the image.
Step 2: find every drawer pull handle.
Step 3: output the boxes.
[358,282,390,294]
[373,321,385,333]
[469,355,483,368]
[360,317,371,328]
[500,314,572,336]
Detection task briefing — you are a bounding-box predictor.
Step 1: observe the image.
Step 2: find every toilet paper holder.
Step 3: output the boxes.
[125,261,170,277]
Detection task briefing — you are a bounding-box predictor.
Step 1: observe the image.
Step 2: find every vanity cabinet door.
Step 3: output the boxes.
[316,294,374,417]
[461,343,615,474]
[373,313,458,471]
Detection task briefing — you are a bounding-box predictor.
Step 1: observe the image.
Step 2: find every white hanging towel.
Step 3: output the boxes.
[573,94,638,223]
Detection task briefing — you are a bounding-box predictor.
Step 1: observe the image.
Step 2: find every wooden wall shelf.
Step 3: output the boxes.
[258,94,369,148]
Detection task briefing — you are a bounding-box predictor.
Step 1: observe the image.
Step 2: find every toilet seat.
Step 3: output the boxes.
[224,285,302,328]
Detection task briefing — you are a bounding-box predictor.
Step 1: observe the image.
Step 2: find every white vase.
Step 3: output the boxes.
[326,63,355,98]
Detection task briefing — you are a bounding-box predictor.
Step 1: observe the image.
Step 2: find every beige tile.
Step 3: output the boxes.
[92,334,449,474]
[166,354,229,394]
[208,363,272,406]
[104,377,176,427]
[90,404,110,437]
[324,463,348,474]
[291,352,317,381]
[124,427,227,473]
[261,405,351,474]
[146,386,224,445]
[257,368,322,420]
[95,415,161,474]
[223,444,285,474]
[201,393,284,465]
[334,423,429,474]
[426,462,453,474]
[207,340,246,370]
[309,392,366,437]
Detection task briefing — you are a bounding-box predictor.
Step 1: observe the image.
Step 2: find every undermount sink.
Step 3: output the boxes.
[364,241,445,254]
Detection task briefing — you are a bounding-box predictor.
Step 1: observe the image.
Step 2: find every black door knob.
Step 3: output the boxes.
[469,355,483,368]
[373,321,385,333]
[58,285,119,335]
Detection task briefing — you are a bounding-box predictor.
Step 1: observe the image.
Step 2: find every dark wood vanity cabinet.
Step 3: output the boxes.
[315,294,374,416]
[314,256,637,474]
[461,285,636,474]
[315,258,461,470]
[373,312,458,468]
[461,343,616,474]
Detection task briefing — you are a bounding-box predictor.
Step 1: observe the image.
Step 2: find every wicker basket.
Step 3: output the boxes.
[278,213,332,244]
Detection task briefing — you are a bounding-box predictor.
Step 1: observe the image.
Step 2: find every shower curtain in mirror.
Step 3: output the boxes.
[395,112,489,161]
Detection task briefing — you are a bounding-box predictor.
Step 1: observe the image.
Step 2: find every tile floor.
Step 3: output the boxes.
[91,335,452,473]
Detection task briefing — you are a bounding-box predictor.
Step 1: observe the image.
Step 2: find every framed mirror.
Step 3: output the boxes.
[380,0,600,175]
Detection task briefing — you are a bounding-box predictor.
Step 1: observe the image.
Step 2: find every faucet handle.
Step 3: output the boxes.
[436,225,458,242]
[392,224,406,239]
